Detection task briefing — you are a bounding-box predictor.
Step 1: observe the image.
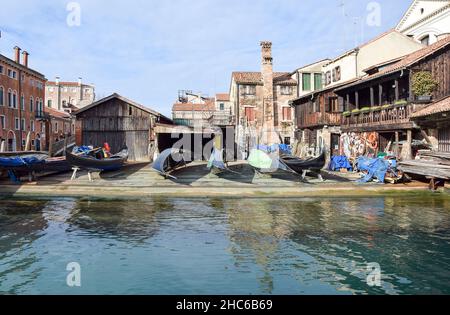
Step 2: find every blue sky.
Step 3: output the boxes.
[0,0,412,116]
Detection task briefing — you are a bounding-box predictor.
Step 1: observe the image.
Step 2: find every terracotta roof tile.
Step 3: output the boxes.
[411,96,450,118]
[371,35,450,78]
[232,72,297,85]
[216,93,230,101]
[44,106,72,119]
[172,101,215,112]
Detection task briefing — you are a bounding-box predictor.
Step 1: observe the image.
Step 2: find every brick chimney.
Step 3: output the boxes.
[260,41,274,130]
[22,51,29,67]
[13,46,21,64]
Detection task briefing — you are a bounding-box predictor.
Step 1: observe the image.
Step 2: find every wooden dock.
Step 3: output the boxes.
[0,162,437,199]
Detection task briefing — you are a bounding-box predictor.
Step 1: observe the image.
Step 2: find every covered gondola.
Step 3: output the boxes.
[65,147,128,172]
[0,154,72,182]
[152,148,192,179]
[281,151,326,180]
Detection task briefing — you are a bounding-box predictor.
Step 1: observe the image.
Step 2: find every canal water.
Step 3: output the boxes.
[0,194,449,295]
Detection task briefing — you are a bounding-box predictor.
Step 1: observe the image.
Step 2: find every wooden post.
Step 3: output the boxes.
[25,131,31,151]
[0,140,5,152]
[48,121,53,157]
[346,94,350,111]
[395,131,400,158]
[405,129,413,160]
[370,87,375,107]
[395,79,399,101]
[379,84,383,105]
[355,91,359,109]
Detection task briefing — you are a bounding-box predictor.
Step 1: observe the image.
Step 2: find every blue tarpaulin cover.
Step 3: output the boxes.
[329,156,353,171]
[356,157,390,183]
[257,144,292,155]
[0,156,45,167]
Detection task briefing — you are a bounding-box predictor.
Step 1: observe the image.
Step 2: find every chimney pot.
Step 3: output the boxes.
[13,46,21,64]
[21,51,29,67]
[78,77,82,85]
[55,76,60,85]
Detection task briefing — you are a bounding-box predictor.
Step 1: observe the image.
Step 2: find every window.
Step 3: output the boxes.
[48,99,52,108]
[21,118,26,130]
[0,65,3,74]
[326,96,344,113]
[280,86,292,95]
[314,73,323,90]
[129,106,133,115]
[30,97,34,112]
[302,73,311,91]
[55,122,58,132]
[0,116,5,129]
[20,94,25,110]
[15,118,19,130]
[332,66,341,82]
[421,35,430,46]
[0,87,3,106]
[13,91,17,108]
[8,69,17,79]
[31,120,35,132]
[282,107,292,121]
[219,103,225,111]
[8,90,12,107]
[243,85,256,95]
[325,71,332,86]
[245,107,256,122]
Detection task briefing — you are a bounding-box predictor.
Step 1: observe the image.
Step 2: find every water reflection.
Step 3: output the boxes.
[0,195,449,294]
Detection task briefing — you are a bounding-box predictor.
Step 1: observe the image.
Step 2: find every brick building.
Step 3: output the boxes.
[0,46,46,152]
[229,42,297,155]
[45,77,95,112]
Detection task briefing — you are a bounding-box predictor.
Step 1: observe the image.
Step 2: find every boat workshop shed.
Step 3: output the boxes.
[74,93,173,162]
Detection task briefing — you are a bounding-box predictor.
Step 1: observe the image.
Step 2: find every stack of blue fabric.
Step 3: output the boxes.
[329,156,353,172]
[356,156,393,183]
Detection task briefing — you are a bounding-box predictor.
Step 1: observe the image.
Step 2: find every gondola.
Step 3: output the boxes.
[207,148,240,174]
[65,147,129,172]
[247,148,294,175]
[152,148,192,179]
[280,151,326,180]
[0,154,72,182]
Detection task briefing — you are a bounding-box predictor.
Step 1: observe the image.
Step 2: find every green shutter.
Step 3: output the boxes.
[302,73,311,91]
[314,73,322,90]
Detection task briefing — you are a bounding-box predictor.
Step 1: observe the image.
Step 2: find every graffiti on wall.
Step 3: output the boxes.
[340,132,379,158]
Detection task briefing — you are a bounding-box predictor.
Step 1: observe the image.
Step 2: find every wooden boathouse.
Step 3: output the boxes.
[74,93,173,162]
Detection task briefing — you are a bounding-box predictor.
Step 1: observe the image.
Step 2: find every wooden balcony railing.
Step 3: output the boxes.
[343,104,412,128]
[297,112,343,128]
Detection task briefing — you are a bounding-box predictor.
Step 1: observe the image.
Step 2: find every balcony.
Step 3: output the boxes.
[35,110,50,121]
[342,102,418,132]
[297,112,343,129]
[209,113,235,126]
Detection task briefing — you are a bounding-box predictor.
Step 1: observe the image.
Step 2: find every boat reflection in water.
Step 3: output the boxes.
[0,195,449,294]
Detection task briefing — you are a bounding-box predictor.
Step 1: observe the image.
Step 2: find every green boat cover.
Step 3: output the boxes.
[248,149,274,169]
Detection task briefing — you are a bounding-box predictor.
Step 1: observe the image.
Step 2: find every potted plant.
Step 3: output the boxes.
[351,109,361,115]
[411,71,438,102]
[371,106,381,112]
[394,99,408,106]
[343,111,351,117]
[360,107,371,113]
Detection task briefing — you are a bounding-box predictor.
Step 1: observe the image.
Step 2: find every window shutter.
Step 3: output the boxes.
[325,97,332,113]
[338,97,344,112]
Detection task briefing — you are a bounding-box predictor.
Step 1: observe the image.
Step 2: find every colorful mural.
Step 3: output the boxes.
[340,132,379,158]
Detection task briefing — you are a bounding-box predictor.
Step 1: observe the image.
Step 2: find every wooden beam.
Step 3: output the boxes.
[379,84,383,105]
[370,87,375,107]
[395,131,399,158]
[395,79,399,101]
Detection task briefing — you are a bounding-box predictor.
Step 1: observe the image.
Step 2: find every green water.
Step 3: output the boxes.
[0,195,449,295]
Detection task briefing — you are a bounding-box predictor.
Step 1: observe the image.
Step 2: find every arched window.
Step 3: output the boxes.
[21,94,25,110]
[12,91,17,108]
[0,86,4,106]
[30,97,34,112]
[47,99,52,108]
[8,89,12,108]
[420,35,430,46]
